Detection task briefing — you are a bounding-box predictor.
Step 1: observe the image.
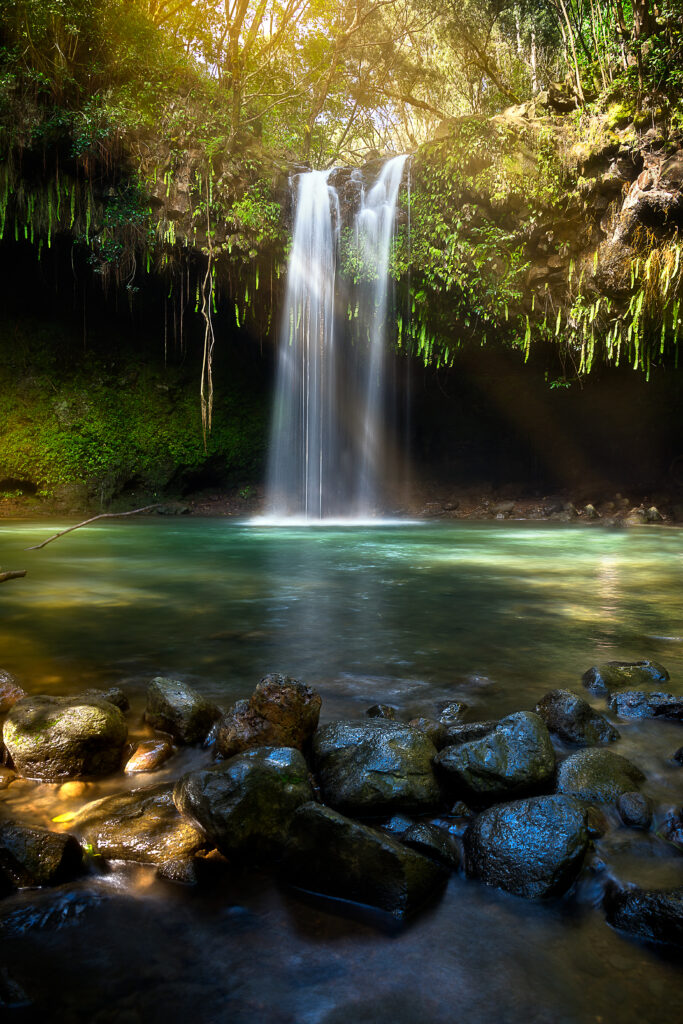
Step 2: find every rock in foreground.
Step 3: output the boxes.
[72,782,205,864]
[535,689,619,745]
[556,748,645,803]
[174,746,313,862]
[607,690,683,721]
[0,821,83,889]
[582,660,669,697]
[435,712,555,803]
[214,674,321,759]
[283,802,448,918]
[604,885,683,946]
[2,695,128,781]
[0,671,26,714]
[312,720,440,816]
[144,677,221,745]
[463,795,589,899]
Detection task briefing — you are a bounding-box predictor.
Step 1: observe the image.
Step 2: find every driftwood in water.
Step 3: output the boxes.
[25,505,162,551]
[0,569,27,583]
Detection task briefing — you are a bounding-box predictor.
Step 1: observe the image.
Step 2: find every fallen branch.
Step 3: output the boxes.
[25,505,162,551]
[0,569,26,583]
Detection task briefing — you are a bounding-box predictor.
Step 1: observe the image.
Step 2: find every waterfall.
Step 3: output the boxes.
[265,156,407,521]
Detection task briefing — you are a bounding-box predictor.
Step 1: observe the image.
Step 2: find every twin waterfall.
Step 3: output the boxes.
[265,155,408,521]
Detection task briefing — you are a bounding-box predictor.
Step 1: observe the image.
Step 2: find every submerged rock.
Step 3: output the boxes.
[0,821,82,889]
[674,746,683,765]
[366,704,397,720]
[72,782,205,864]
[283,802,448,918]
[434,712,555,803]
[438,702,468,727]
[581,660,669,697]
[604,885,683,946]
[2,695,128,781]
[616,792,653,830]
[556,748,645,803]
[658,808,683,850]
[174,746,313,862]
[144,677,221,745]
[463,795,589,899]
[312,720,440,816]
[214,674,321,759]
[125,737,174,773]
[607,690,683,721]
[0,672,25,715]
[535,689,619,745]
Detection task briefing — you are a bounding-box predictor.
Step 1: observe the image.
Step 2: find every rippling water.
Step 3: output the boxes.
[0,519,681,1022]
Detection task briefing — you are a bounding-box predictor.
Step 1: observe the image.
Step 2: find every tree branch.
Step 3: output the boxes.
[0,570,26,583]
[25,505,163,551]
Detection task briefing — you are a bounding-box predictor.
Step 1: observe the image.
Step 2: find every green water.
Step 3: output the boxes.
[0,519,681,1023]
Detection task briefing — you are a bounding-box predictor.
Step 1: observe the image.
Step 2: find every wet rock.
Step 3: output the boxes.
[674,746,683,765]
[624,508,647,527]
[450,800,473,817]
[401,823,461,869]
[75,687,130,712]
[174,746,314,862]
[581,660,669,697]
[312,720,440,816]
[608,690,683,721]
[283,802,448,918]
[492,500,515,514]
[214,674,321,759]
[366,704,397,720]
[144,677,221,745]
[603,885,683,946]
[646,506,664,523]
[583,504,600,519]
[72,782,205,864]
[438,702,468,727]
[380,814,415,836]
[156,856,200,885]
[0,767,15,790]
[658,808,683,850]
[535,689,619,745]
[556,748,645,803]
[616,792,653,830]
[58,781,89,799]
[0,671,25,714]
[434,712,555,803]
[2,694,128,781]
[0,822,82,889]
[125,737,174,773]
[441,720,498,746]
[463,795,589,900]
[408,717,447,749]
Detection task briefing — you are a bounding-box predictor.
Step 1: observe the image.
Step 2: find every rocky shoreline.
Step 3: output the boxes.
[1,662,681,949]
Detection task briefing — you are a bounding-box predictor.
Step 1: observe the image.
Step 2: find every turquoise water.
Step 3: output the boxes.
[0,519,681,1022]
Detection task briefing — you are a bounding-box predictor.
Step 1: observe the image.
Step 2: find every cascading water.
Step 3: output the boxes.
[265,156,407,521]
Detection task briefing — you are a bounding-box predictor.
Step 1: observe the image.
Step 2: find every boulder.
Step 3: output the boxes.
[214,674,321,759]
[581,660,669,697]
[144,677,221,745]
[556,748,645,803]
[434,712,555,803]
[174,746,314,862]
[0,671,25,714]
[658,808,683,850]
[463,795,589,899]
[125,737,174,773]
[401,823,461,870]
[438,702,468,727]
[71,782,205,864]
[603,885,683,946]
[608,690,683,721]
[535,689,619,745]
[366,704,397,720]
[283,802,448,918]
[312,720,440,816]
[616,792,653,830]
[2,695,128,781]
[0,821,82,888]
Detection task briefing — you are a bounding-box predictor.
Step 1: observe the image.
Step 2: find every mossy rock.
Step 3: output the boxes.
[556,748,645,804]
[2,695,128,781]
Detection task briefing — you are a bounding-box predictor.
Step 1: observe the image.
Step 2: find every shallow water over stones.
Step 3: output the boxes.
[0,520,682,1020]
